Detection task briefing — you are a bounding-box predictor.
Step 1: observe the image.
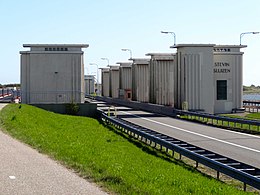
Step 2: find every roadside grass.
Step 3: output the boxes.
[244,113,260,120]
[0,104,249,194]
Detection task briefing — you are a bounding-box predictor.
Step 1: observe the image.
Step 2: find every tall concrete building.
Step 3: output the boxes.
[146,53,175,106]
[20,44,89,104]
[84,75,95,95]
[131,58,150,103]
[101,68,110,97]
[117,62,132,100]
[172,44,246,114]
[213,45,246,113]
[173,44,215,113]
[109,66,120,98]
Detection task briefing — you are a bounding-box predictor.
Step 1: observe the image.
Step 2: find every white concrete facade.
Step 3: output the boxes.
[101,68,110,97]
[146,53,175,106]
[172,44,246,114]
[84,75,95,95]
[100,44,246,114]
[213,45,246,113]
[20,44,88,104]
[117,62,132,100]
[131,58,150,103]
[109,66,120,98]
[173,44,215,113]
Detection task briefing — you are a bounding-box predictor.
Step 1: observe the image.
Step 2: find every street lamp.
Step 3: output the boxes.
[161,31,176,46]
[101,58,109,66]
[121,48,132,59]
[240,32,260,45]
[89,63,99,84]
[84,67,89,75]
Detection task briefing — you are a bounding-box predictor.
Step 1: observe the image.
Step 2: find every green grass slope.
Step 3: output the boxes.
[0,104,248,194]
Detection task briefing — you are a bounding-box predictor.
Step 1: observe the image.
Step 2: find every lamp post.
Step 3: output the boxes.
[101,58,109,66]
[121,48,132,59]
[240,32,259,45]
[84,67,89,75]
[89,63,99,84]
[161,31,176,46]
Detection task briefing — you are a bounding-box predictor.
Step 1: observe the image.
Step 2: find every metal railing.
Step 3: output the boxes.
[0,88,19,103]
[92,96,260,133]
[176,110,260,133]
[243,100,260,113]
[100,112,260,191]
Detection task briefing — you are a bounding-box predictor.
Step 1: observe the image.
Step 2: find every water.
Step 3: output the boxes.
[243,94,260,101]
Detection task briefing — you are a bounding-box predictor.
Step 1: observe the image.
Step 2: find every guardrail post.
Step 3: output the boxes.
[243,183,246,191]
[196,161,198,168]
[217,171,220,179]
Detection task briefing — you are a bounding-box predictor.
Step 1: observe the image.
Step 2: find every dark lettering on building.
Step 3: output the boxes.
[214,48,231,52]
[214,62,231,73]
[214,62,230,67]
[214,69,231,73]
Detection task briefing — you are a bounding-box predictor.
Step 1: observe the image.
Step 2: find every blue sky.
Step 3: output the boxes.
[1,0,260,85]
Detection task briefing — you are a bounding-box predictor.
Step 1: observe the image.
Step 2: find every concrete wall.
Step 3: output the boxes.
[101,68,110,97]
[31,103,97,117]
[20,44,88,104]
[85,75,95,95]
[213,45,246,113]
[109,66,120,98]
[118,63,132,90]
[118,63,132,100]
[147,53,175,106]
[174,44,215,114]
[131,59,150,102]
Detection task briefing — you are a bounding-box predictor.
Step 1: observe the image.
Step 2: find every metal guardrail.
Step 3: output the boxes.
[243,100,260,113]
[176,110,260,132]
[99,111,260,191]
[0,88,20,103]
[92,96,260,133]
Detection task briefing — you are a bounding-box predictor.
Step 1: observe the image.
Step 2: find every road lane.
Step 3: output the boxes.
[97,102,260,168]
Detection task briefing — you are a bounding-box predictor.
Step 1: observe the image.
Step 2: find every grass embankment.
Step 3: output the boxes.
[0,104,248,194]
[244,113,260,120]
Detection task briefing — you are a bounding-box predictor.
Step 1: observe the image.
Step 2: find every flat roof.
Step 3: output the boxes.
[146,53,175,56]
[23,44,89,48]
[146,53,175,59]
[214,45,247,48]
[171,44,216,48]
[109,65,120,70]
[100,68,110,73]
[131,58,150,65]
[116,62,132,66]
[131,58,149,60]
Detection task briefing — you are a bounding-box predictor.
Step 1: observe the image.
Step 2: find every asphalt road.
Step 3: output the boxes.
[0,104,107,195]
[97,101,260,169]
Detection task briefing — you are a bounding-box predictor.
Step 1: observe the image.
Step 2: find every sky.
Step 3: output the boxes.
[0,0,260,86]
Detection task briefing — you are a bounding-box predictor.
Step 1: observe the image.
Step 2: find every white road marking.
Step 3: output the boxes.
[9,176,16,179]
[120,111,260,153]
